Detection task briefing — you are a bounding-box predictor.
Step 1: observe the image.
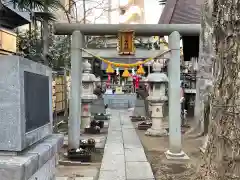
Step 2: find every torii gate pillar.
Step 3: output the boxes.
[165,31,189,160]
[68,31,83,149]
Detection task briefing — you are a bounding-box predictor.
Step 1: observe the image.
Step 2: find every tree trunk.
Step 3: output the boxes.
[43,17,49,65]
[42,5,49,65]
[195,0,240,179]
[83,0,86,24]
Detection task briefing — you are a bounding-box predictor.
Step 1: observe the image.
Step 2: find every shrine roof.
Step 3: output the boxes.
[158,0,203,24]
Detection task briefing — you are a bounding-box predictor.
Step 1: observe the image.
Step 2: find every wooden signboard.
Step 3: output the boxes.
[118,30,135,55]
[115,86,123,94]
[0,28,16,54]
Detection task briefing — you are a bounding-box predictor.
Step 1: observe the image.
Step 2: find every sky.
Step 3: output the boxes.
[144,0,164,24]
[74,0,182,45]
[76,0,164,24]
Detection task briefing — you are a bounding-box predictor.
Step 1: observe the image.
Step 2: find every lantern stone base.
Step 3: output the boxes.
[165,150,189,160]
[145,127,167,137]
[145,102,167,137]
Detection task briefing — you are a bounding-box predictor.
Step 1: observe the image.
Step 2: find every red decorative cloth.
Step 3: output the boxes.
[83,104,88,112]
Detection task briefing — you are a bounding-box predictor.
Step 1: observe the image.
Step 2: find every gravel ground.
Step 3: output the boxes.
[135,122,203,180]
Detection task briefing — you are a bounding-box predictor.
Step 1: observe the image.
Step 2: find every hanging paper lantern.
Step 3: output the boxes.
[106,63,114,74]
[122,68,130,78]
[136,64,145,75]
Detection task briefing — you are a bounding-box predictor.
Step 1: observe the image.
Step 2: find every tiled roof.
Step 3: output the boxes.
[158,0,203,24]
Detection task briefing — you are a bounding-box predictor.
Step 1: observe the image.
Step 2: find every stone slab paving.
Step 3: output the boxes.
[98,109,155,180]
[56,177,94,180]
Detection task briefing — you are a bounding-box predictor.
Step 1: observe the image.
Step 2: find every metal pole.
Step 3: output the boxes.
[68,30,83,149]
[165,31,188,159]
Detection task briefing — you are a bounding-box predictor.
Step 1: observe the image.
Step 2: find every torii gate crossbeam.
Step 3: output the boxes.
[54,23,200,36]
[53,23,201,160]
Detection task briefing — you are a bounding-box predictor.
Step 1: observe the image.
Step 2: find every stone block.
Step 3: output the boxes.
[108,126,121,132]
[28,156,56,180]
[0,134,63,180]
[56,178,68,180]
[127,179,155,180]
[120,116,132,126]
[98,170,125,180]
[0,56,52,151]
[100,154,125,171]
[28,134,63,168]
[126,162,154,180]
[121,124,134,129]
[104,143,124,155]
[75,177,94,180]
[106,131,123,144]
[125,148,147,162]
[108,122,121,131]
[122,129,142,148]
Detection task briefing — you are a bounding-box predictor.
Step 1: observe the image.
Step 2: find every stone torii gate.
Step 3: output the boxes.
[54,23,200,159]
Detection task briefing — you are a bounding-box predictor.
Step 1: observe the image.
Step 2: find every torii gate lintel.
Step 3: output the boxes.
[54,23,200,36]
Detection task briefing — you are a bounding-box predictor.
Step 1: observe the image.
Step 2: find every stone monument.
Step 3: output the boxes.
[81,59,97,129]
[0,56,63,180]
[145,60,168,136]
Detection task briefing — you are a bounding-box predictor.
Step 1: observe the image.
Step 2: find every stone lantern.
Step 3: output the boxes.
[145,60,168,136]
[81,60,97,130]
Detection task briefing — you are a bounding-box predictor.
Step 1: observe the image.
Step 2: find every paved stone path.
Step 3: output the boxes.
[98,109,154,180]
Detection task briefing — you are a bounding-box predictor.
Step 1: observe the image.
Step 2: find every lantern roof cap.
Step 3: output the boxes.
[146,59,168,82]
[82,59,97,82]
[147,72,168,82]
[152,59,163,72]
[83,59,91,72]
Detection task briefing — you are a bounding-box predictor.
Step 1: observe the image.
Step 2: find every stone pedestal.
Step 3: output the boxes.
[0,56,64,179]
[165,150,189,160]
[0,56,52,151]
[0,134,63,180]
